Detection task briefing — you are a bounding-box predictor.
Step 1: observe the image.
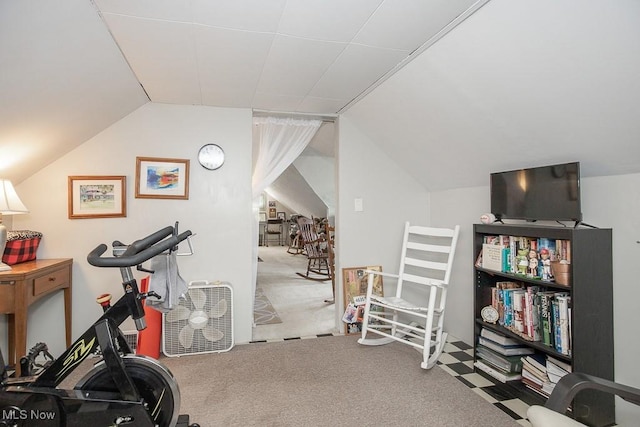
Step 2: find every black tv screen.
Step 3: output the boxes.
[490,162,582,222]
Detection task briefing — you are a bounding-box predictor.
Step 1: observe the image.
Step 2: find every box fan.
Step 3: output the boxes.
[162,280,234,357]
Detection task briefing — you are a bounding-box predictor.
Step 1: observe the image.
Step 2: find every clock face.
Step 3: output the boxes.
[481,305,499,324]
[198,144,225,170]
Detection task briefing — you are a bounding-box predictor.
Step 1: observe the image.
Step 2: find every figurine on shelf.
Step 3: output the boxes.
[517,248,529,275]
[527,249,539,277]
[539,248,554,281]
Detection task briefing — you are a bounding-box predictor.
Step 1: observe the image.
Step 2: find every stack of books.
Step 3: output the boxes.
[474,328,533,383]
[546,355,572,389]
[521,355,554,397]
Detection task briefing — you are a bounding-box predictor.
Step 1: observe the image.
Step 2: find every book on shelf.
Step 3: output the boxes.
[474,360,523,383]
[537,291,556,347]
[478,336,534,356]
[523,354,547,373]
[545,355,571,384]
[482,243,504,271]
[522,359,549,383]
[521,374,552,398]
[480,327,521,346]
[476,344,524,373]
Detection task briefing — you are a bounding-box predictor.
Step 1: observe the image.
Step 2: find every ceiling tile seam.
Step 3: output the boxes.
[190,23,204,105]
[349,0,388,43]
[91,5,151,103]
[337,0,493,115]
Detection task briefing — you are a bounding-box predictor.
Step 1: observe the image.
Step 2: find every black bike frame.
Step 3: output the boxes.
[32,274,143,396]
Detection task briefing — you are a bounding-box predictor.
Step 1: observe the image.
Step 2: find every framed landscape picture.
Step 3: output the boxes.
[135,156,190,199]
[68,176,126,219]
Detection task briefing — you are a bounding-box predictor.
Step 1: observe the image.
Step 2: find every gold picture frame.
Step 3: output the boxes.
[68,176,126,219]
[135,157,190,200]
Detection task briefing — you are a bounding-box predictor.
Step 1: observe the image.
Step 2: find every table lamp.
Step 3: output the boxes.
[0,179,29,271]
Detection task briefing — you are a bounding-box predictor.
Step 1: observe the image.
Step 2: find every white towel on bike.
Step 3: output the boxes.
[147,251,187,312]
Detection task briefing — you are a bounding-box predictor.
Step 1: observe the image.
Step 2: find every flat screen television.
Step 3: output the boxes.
[490,162,582,222]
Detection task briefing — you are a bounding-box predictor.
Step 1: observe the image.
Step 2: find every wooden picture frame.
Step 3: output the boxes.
[277,211,286,221]
[68,176,126,219]
[342,266,383,335]
[135,157,190,199]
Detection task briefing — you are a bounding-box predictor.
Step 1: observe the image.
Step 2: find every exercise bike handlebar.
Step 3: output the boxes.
[87,227,192,268]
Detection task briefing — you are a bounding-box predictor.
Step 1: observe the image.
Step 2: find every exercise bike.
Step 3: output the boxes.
[1,224,199,427]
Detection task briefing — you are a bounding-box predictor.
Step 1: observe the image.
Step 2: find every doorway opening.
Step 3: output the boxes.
[252,121,338,341]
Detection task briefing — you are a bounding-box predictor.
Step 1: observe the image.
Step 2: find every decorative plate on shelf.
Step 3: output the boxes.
[481,305,499,324]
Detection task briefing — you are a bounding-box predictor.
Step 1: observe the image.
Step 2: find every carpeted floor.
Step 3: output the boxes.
[162,334,522,427]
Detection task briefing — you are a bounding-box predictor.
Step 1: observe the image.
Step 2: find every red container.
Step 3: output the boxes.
[137,276,163,359]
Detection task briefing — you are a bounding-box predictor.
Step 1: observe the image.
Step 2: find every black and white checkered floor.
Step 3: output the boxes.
[437,337,533,427]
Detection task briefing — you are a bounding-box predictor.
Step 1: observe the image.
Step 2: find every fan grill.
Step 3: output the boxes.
[162,281,233,357]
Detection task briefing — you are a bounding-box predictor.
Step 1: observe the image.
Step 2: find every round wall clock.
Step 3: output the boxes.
[481,305,499,324]
[198,144,225,170]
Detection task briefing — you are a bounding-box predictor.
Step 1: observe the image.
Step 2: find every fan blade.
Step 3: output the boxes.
[178,326,195,348]
[202,326,224,342]
[209,298,228,318]
[189,288,207,310]
[165,305,191,322]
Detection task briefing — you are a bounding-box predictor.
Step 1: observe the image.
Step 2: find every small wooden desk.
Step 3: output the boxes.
[0,258,72,375]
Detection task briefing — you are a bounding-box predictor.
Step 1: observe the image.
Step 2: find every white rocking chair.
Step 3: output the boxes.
[358,222,460,369]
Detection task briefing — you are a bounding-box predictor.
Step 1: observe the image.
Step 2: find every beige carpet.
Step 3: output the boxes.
[161,335,520,426]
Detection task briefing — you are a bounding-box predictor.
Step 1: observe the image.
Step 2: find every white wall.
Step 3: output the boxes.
[336,117,430,318]
[430,173,640,424]
[2,103,255,360]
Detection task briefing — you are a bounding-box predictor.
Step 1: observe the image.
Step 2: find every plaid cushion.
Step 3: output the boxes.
[2,230,43,265]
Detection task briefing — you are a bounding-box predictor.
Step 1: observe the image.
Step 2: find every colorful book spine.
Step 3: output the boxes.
[538,291,555,347]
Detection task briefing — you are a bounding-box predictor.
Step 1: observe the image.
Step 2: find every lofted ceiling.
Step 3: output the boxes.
[0,0,485,185]
[2,0,638,190]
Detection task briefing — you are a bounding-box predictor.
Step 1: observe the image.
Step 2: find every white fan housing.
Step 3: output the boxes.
[162,280,234,356]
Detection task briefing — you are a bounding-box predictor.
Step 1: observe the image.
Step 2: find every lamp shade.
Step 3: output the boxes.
[0,179,29,214]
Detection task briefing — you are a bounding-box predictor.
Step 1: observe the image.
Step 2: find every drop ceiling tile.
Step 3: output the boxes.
[298,96,348,115]
[125,51,202,105]
[252,92,305,113]
[310,44,408,100]
[196,26,274,107]
[277,0,382,42]
[257,35,346,97]
[193,0,286,32]
[102,14,195,58]
[354,0,479,50]
[94,0,195,22]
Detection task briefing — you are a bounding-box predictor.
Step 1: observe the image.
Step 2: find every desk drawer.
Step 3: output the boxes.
[0,282,15,312]
[33,268,69,297]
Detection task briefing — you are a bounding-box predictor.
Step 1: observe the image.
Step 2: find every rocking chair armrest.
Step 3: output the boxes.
[364,270,399,280]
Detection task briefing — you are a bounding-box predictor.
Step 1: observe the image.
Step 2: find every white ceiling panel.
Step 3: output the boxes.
[193,0,286,32]
[94,0,195,21]
[354,0,481,50]
[310,44,409,100]
[277,0,382,42]
[257,35,346,97]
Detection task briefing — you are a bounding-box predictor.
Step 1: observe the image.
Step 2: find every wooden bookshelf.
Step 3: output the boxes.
[473,223,614,427]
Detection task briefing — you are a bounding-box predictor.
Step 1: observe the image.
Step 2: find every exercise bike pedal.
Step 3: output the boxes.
[176,413,200,427]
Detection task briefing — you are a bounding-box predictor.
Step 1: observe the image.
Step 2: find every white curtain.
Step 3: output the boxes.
[250,116,322,327]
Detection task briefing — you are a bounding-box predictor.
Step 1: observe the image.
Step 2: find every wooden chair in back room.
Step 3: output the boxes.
[296,216,331,281]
